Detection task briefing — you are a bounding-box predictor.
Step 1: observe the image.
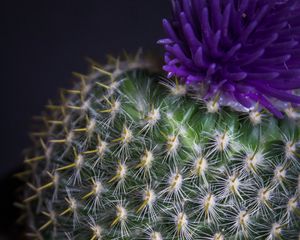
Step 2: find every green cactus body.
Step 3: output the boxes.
[21,59,300,240]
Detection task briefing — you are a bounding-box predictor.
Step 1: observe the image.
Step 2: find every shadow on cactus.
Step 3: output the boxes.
[17,0,300,240]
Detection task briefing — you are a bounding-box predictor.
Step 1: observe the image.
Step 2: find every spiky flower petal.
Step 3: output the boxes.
[159,0,300,117]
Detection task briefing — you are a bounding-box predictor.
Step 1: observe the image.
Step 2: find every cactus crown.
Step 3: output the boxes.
[158,0,300,118]
[19,54,300,239]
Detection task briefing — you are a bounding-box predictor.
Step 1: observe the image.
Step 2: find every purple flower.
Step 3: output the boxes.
[158,0,300,118]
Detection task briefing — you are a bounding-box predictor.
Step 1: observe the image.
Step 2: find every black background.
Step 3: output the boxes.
[1,1,170,238]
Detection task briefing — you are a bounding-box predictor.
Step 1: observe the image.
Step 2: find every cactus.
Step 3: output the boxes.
[19,0,300,240]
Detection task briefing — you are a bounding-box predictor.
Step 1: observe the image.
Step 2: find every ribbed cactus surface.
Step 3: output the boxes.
[20,58,300,239]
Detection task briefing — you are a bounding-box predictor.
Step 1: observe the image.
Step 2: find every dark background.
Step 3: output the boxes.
[1,1,170,238]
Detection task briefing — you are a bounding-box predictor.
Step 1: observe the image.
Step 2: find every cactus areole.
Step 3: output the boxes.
[20,1,300,239]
